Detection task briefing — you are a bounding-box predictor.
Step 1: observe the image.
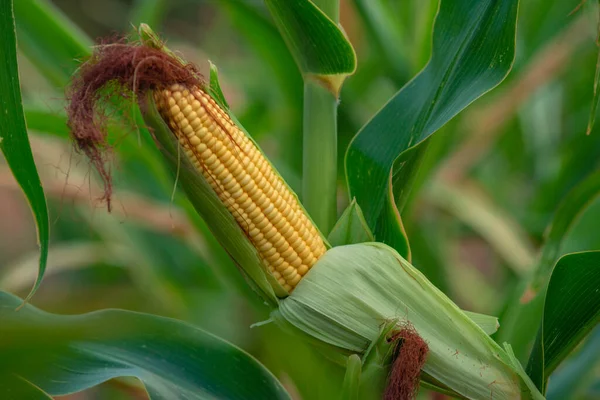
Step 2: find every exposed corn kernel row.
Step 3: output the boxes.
[154,84,327,291]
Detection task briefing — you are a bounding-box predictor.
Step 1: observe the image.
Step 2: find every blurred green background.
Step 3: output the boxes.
[2,0,600,398]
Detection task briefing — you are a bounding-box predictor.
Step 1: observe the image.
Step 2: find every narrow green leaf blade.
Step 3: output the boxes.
[24,109,69,138]
[346,0,518,251]
[586,3,600,135]
[0,0,49,302]
[427,180,535,275]
[0,375,52,400]
[13,0,92,87]
[526,251,600,393]
[0,291,291,400]
[263,0,356,94]
[350,0,410,82]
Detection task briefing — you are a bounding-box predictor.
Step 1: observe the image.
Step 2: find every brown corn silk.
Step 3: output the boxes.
[66,41,326,290]
[384,325,429,400]
[67,42,202,210]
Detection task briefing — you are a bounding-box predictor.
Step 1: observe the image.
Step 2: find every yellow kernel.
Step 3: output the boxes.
[281,267,296,278]
[288,274,302,286]
[270,257,284,269]
[276,261,290,272]
[281,247,294,259]
[297,265,309,275]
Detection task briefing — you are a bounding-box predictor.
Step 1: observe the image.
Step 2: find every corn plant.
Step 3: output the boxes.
[1,0,599,399]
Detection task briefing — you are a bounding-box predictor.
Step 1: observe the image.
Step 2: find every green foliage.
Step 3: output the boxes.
[545,327,600,399]
[498,170,600,359]
[0,0,49,302]
[2,0,600,398]
[0,291,290,399]
[587,2,600,135]
[346,0,519,259]
[527,251,600,394]
[0,376,52,400]
[14,0,92,87]
[264,0,356,94]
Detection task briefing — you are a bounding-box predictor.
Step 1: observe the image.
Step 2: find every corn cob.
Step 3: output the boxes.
[154,84,327,291]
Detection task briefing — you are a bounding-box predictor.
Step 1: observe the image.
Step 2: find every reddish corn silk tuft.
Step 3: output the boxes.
[384,324,429,400]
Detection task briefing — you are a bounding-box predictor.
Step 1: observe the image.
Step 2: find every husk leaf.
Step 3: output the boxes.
[277,242,543,399]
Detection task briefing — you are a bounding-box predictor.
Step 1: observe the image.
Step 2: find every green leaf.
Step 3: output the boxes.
[586,3,600,135]
[24,108,69,137]
[349,0,410,82]
[346,0,518,255]
[0,291,291,400]
[263,0,357,95]
[426,180,535,276]
[545,327,600,399]
[0,0,49,302]
[526,251,600,394]
[13,0,93,87]
[498,170,600,358]
[0,375,52,400]
[328,199,374,247]
[219,0,303,105]
[503,344,545,400]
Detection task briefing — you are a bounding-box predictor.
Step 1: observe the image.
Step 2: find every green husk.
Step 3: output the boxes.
[340,354,362,400]
[277,243,543,399]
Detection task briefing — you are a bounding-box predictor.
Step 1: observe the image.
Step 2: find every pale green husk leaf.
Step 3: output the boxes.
[277,243,543,399]
[463,311,500,336]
